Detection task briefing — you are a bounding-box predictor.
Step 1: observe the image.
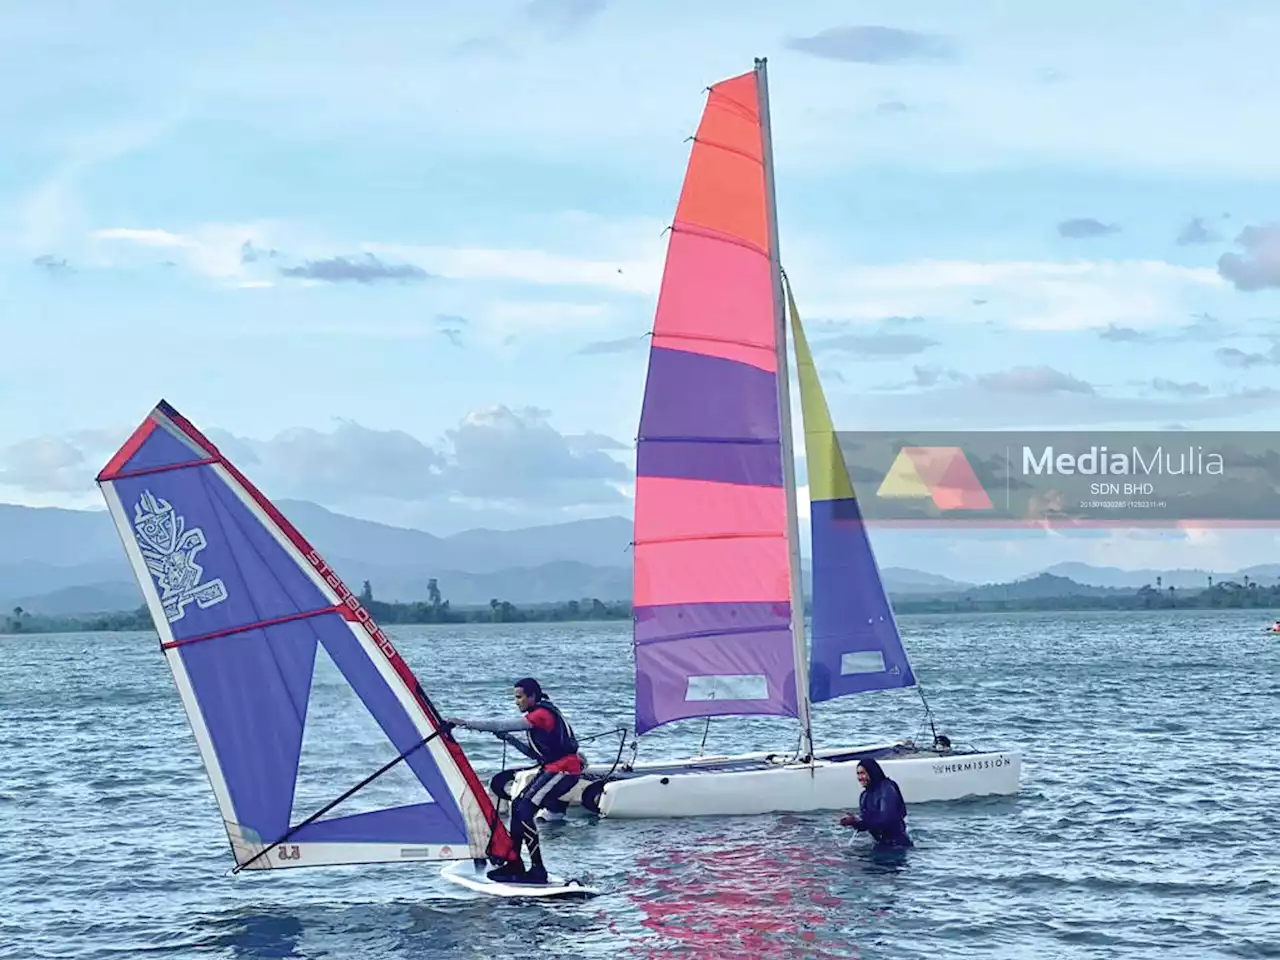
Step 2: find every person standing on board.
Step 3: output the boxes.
[447,677,582,884]
[839,758,913,849]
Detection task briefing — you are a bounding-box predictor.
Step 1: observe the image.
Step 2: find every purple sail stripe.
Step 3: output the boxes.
[633,601,797,733]
[639,346,780,447]
[634,600,791,644]
[291,803,468,845]
[636,438,783,486]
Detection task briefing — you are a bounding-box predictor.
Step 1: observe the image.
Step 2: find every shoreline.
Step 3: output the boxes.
[5,586,1278,635]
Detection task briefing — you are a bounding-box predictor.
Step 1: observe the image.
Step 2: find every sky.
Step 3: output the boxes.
[4,0,1280,581]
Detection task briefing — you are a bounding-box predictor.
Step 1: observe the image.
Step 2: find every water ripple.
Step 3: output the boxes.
[2,611,1278,959]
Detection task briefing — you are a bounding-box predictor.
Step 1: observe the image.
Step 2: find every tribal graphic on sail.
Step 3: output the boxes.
[131,489,228,622]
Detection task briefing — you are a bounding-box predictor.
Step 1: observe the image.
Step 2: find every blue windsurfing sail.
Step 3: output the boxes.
[96,400,516,871]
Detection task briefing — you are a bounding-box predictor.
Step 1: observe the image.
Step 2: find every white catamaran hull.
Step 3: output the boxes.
[496,742,1021,820]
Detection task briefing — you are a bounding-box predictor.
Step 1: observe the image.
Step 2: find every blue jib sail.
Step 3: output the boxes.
[785,281,918,703]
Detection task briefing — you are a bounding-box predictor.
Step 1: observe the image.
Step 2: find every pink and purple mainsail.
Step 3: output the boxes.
[632,69,799,733]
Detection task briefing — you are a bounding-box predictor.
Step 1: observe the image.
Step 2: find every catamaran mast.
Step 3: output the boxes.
[755,57,814,761]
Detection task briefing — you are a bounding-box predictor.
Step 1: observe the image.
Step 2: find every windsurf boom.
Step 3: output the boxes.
[96,400,516,872]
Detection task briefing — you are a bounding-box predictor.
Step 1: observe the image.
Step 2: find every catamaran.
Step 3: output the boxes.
[95,401,595,896]
[512,58,1022,819]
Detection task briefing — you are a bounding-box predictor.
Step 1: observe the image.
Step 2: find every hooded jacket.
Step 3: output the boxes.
[854,758,913,848]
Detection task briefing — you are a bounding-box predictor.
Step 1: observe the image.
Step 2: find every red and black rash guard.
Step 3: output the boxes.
[457,697,582,775]
[524,701,582,775]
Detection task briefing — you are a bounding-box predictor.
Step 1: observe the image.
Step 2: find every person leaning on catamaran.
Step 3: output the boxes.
[445,678,582,884]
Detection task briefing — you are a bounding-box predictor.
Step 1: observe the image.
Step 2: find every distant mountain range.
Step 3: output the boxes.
[0,500,638,613]
[2,500,1276,616]
[1030,561,1280,591]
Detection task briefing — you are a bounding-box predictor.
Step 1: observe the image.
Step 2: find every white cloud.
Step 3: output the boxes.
[81,212,668,305]
[93,227,190,247]
[89,221,283,280]
[363,241,661,295]
[8,111,187,255]
[0,427,125,502]
[787,257,1224,332]
[0,436,94,493]
[830,379,1280,431]
[1,409,629,517]
[81,211,1225,343]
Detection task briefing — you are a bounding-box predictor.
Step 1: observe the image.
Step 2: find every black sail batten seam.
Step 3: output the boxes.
[232,730,442,873]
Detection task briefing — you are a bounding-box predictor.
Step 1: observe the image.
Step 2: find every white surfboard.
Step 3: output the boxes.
[439,860,601,898]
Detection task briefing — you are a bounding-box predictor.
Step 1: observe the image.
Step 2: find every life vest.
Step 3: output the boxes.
[526,697,579,766]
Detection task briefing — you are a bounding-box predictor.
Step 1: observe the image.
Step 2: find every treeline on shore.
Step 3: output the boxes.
[0,578,630,635]
[5,575,1280,635]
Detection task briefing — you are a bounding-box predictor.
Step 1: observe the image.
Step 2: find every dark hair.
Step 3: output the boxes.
[513,677,543,701]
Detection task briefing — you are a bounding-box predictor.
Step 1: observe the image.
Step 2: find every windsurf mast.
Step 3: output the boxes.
[756,56,814,760]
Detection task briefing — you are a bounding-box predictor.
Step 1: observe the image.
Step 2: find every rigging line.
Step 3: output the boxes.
[233,730,443,874]
[602,727,629,780]
[576,725,629,744]
[916,684,941,746]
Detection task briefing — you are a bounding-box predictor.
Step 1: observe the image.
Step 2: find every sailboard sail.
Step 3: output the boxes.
[784,277,917,703]
[632,65,806,735]
[95,400,515,871]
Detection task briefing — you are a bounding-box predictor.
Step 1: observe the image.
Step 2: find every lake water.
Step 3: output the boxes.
[2,610,1277,959]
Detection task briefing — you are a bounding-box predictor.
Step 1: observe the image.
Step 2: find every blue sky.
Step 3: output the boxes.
[5,0,1280,579]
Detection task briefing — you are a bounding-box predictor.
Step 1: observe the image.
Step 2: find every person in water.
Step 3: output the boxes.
[839,757,913,849]
[447,678,582,884]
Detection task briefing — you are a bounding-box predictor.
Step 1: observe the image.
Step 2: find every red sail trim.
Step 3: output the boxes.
[160,606,345,651]
[100,457,218,481]
[97,416,158,480]
[140,399,517,862]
